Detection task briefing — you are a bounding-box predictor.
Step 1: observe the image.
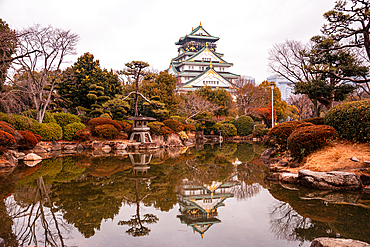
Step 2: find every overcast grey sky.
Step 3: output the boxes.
[1,0,335,83]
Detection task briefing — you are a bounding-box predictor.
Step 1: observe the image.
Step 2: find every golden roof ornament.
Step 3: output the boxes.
[210,61,213,68]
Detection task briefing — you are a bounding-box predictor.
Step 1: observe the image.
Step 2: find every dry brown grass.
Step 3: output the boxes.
[289,141,370,172]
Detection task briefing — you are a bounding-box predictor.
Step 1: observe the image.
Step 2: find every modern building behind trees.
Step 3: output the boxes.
[266,75,294,101]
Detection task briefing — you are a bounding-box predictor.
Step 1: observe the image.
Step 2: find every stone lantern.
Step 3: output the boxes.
[127,115,156,143]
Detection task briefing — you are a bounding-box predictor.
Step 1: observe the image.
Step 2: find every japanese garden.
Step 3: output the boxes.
[0,1,370,246]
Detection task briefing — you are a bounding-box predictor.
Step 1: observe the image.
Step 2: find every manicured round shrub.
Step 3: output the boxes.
[53,112,81,129]
[64,122,86,141]
[287,125,337,160]
[268,121,314,149]
[163,119,184,132]
[0,121,22,141]
[117,121,132,133]
[325,100,370,143]
[94,124,119,139]
[74,129,92,141]
[302,117,325,125]
[252,124,268,137]
[235,115,254,136]
[0,130,16,148]
[17,130,38,150]
[219,123,237,137]
[183,124,196,133]
[87,117,122,131]
[160,126,173,139]
[32,122,63,141]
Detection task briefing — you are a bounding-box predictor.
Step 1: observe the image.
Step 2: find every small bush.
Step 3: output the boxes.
[252,124,268,137]
[163,119,184,132]
[166,133,182,146]
[325,100,370,142]
[0,113,37,130]
[17,130,38,150]
[32,122,63,141]
[117,121,132,133]
[183,124,196,133]
[35,134,42,142]
[302,117,325,125]
[196,120,219,135]
[177,131,188,141]
[287,125,337,160]
[235,115,254,136]
[0,121,22,141]
[0,130,16,148]
[87,117,122,131]
[148,121,164,136]
[94,124,119,139]
[219,123,237,137]
[64,122,86,141]
[268,121,314,149]
[53,112,81,129]
[160,126,173,139]
[74,129,92,142]
[152,135,165,147]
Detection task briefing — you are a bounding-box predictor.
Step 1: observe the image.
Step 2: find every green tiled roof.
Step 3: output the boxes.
[182,67,230,87]
[184,45,230,64]
[175,25,219,45]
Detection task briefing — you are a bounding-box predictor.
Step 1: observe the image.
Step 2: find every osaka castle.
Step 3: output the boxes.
[168,23,240,93]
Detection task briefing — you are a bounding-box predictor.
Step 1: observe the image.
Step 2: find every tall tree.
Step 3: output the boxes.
[140,70,180,112]
[236,82,269,115]
[120,61,150,117]
[58,53,122,115]
[178,92,220,123]
[0,19,17,92]
[196,86,233,116]
[321,0,370,94]
[9,24,78,122]
[268,37,366,116]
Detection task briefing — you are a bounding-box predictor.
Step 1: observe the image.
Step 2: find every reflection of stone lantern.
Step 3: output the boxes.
[129,153,152,176]
[127,115,156,144]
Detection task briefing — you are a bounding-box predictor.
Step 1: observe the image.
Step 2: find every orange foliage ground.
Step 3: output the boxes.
[289,140,370,172]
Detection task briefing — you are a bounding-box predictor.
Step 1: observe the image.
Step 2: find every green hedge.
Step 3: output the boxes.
[252,124,268,137]
[0,113,37,130]
[64,122,86,141]
[23,110,56,123]
[53,112,81,129]
[325,100,370,142]
[287,125,336,160]
[32,122,63,141]
[235,115,254,136]
[219,123,237,137]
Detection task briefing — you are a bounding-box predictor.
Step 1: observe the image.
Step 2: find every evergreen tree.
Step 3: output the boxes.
[58,53,122,115]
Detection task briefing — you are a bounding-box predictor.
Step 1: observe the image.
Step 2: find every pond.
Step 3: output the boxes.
[1,143,370,247]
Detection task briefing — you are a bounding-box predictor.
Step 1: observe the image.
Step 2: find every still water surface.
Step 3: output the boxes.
[1,143,370,246]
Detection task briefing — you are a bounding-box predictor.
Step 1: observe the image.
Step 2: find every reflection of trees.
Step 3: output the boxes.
[118,153,159,237]
[8,176,70,247]
[268,183,370,243]
[231,182,262,200]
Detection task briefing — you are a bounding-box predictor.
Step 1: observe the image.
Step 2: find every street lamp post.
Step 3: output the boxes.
[270,82,274,127]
